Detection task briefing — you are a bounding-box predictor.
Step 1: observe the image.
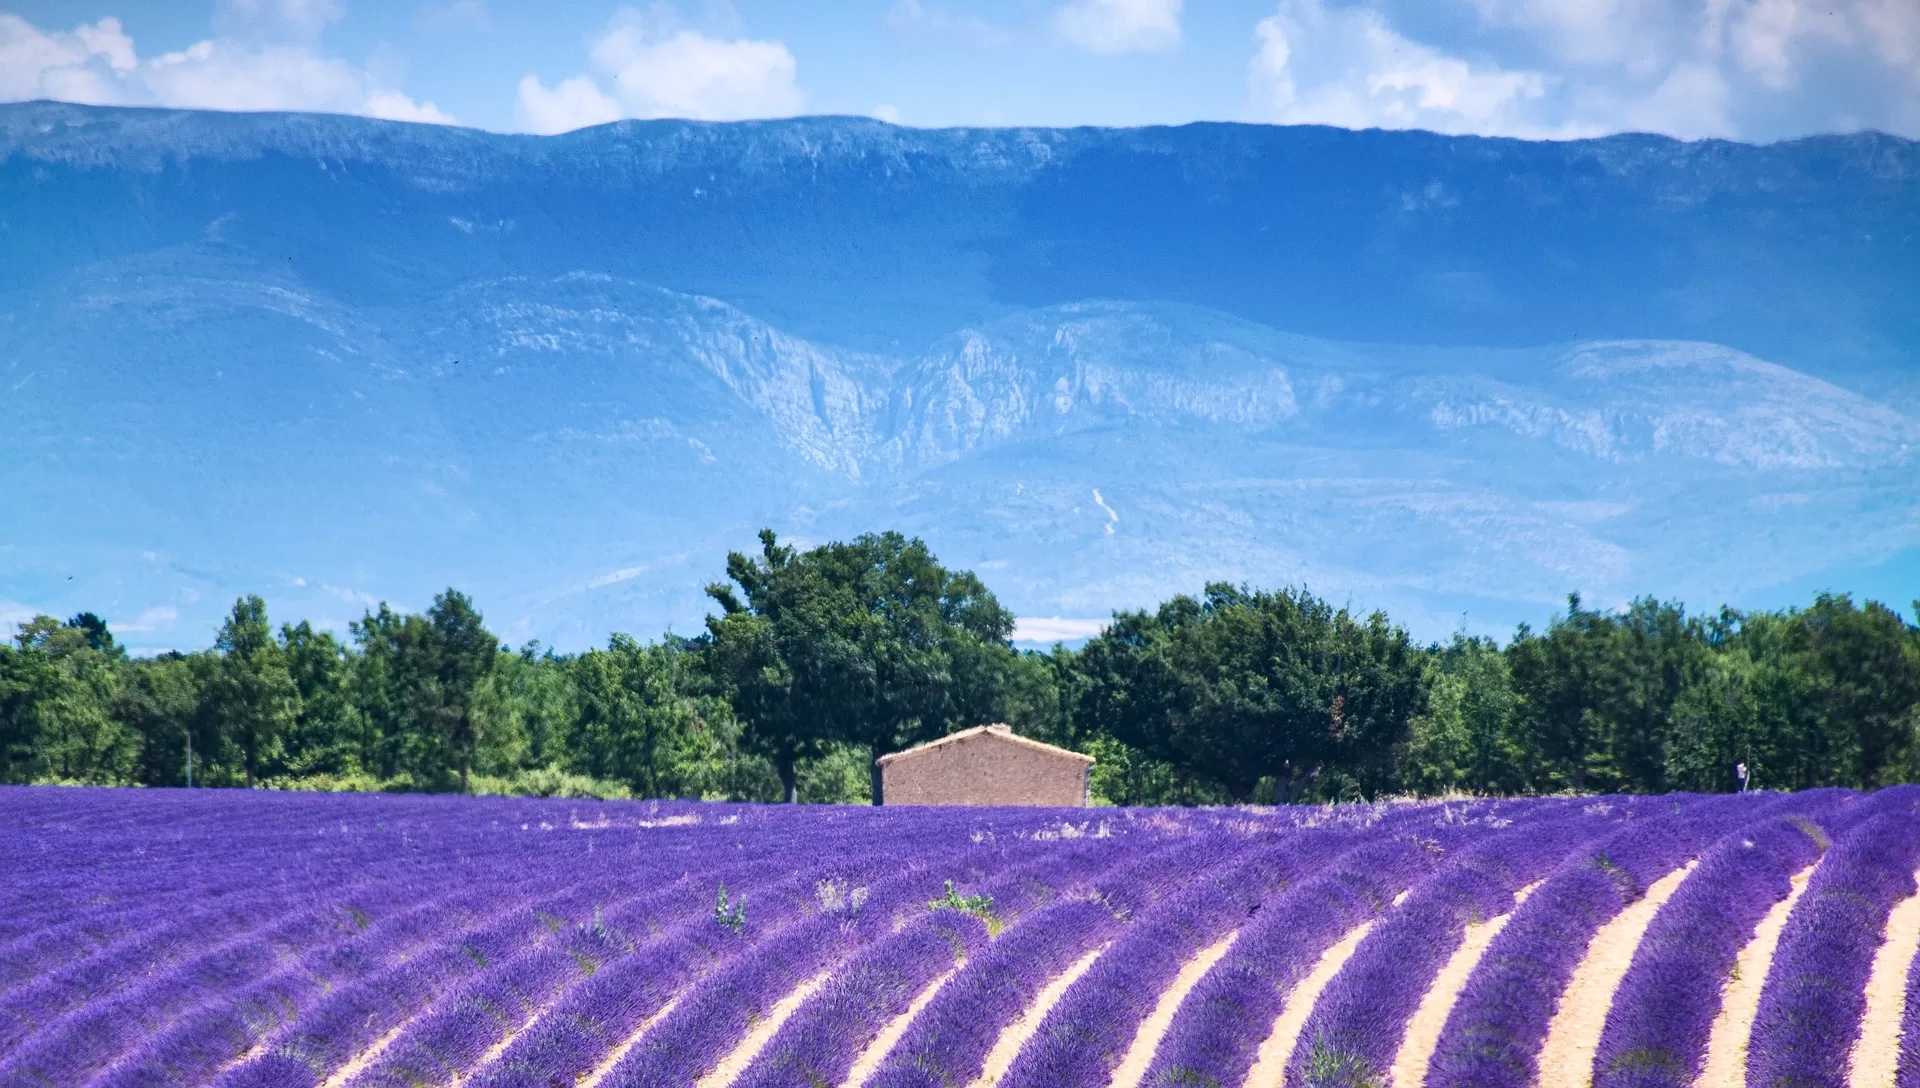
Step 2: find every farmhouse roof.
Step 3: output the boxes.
[875,723,1095,766]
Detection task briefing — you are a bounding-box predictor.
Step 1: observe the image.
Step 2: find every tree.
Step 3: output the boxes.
[350,603,429,780]
[116,651,205,787]
[278,622,361,777]
[702,532,819,802]
[571,634,707,797]
[1787,594,1920,789]
[0,615,137,784]
[206,597,299,788]
[1506,595,1709,793]
[704,530,1018,804]
[424,590,499,793]
[1077,584,1427,803]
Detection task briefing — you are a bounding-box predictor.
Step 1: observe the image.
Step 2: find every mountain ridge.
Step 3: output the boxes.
[2,105,1916,650]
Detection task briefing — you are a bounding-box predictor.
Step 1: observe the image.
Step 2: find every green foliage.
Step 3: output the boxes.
[714,882,748,933]
[1402,635,1525,796]
[703,529,1022,804]
[1299,1035,1385,1088]
[927,880,1002,934]
[1505,595,1711,794]
[5,530,1919,804]
[0,615,138,784]
[1076,584,1426,803]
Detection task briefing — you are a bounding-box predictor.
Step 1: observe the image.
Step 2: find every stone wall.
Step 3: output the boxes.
[879,726,1090,806]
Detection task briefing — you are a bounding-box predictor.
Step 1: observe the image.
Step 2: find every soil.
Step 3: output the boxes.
[1696,864,1817,1088]
[968,944,1110,1087]
[1847,871,1920,1088]
[1108,930,1242,1088]
[1243,921,1377,1088]
[1537,861,1700,1088]
[1389,882,1542,1088]
[696,969,836,1088]
[844,967,961,1088]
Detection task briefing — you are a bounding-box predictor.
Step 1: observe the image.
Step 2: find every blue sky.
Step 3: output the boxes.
[3,0,1918,139]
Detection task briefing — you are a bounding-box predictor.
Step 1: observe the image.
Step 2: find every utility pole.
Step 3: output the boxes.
[186,730,193,789]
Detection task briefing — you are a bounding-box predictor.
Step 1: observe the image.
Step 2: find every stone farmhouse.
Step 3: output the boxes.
[875,724,1095,806]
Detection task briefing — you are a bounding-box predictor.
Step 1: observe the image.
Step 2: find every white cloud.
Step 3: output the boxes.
[1055,0,1183,53]
[0,600,38,633]
[0,13,453,123]
[1250,0,1569,137]
[1014,616,1109,643]
[217,0,346,41]
[114,606,180,633]
[872,103,902,123]
[516,8,802,133]
[516,73,622,134]
[1250,0,1920,141]
[886,1,1012,49]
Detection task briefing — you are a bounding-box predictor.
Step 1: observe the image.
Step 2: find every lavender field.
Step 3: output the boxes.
[4,787,1920,1088]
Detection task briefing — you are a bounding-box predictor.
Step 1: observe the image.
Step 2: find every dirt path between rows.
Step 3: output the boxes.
[843,967,960,1088]
[1242,921,1376,1088]
[1108,931,1240,1088]
[696,969,835,1088]
[1847,871,1920,1088]
[968,944,1110,1088]
[1695,863,1817,1088]
[1537,861,1698,1088]
[1389,883,1540,1088]
[579,994,684,1088]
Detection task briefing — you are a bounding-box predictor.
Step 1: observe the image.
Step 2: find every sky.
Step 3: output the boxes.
[1,0,1918,140]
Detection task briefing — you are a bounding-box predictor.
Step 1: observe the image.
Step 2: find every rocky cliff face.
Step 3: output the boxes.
[2,104,1916,648]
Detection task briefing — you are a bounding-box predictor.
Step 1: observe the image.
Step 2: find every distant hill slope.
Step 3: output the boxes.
[2,104,1916,649]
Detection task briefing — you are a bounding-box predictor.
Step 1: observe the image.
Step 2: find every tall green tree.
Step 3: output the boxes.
[115,651,205,786]
[570,634,707,797]
[704,530,1019,804]
[1077,584,1426,803]
[1788,594,1920,788]
[423,590,499,793]
[1404,634,1525,796]
[703,542,813,801]
[350,604,427,779]
[0,615,137,784]
[278,622,361,777]
[1506,595,1709,793]
[206,597,299,788]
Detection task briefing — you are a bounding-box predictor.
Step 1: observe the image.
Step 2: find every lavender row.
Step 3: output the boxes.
[0,873,416,1056]
[731,836,1250,1088]
[733,909,993,1088]
[375,841,835,1088]
[1423,818,1704,1088]
[1902,927,1920,1088]
[80,875,588,1088]
[1746,786,1920,1088]
[1289,814,1620,1087]
[867,895,1124,1088]
[215,865,720,1088]
[997,836,1340,1088]
[0,876,452,1087]
[344,865,781,1088]
[1138,834,1441,1088]
[467,853,973,1088]
[603,862,965,1088]
[1590,809,1837,1088]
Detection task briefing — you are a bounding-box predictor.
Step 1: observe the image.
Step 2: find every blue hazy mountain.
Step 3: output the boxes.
[2,102,1916,650]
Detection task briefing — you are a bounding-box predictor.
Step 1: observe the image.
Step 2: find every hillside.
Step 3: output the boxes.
[2,103,1916,648]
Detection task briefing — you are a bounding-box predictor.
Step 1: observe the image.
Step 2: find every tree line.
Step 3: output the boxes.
[4,530,1917,804]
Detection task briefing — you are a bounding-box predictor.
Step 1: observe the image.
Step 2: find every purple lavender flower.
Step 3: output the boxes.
[1747,787,1920,1088]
